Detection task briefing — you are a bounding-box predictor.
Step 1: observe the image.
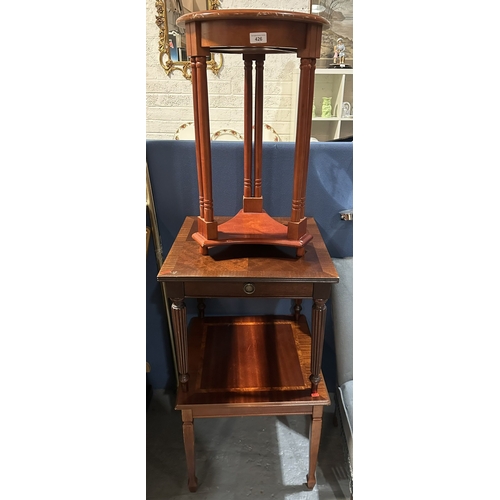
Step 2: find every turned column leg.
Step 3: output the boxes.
[171,298,189,391]
[190,57,204,219]
[192,55,217,241]
[243,55,253,201]
[297,58,316,222]
[289,57,317,241]
[309,297,327,396]
[242,54,264,213]
[254,55,265,201]
[306,406,324,488]
[293,299,303,322]
[181,409,198,492]
[197,298,205,318]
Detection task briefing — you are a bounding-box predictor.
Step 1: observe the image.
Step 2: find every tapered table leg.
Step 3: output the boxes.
[306,406,323,488]
[181,409,198,492]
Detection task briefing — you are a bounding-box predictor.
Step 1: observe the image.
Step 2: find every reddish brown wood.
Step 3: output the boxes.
[193,56,214,224]
[178,10,328,57]
[287,217,308,243]
[158,217,339,491]
[299,20,324,59]
[294,299,303,322]
[185,281,312,298]
[176,315,330,408]
[159,217,338,283]
[307,405,324,488]
[175,316,330,488]
[176,10,329,254]
[310,297,327,395]
[191,53,219,241]
[184,20,210,58]
[290,57,317,226]
[189,57,204,218]
[242,54,264,214]
[159,217,338,394]
[171,298,189,390]
[181,409,198,492]
[254,55,264,200]
[192,210,313,254]
[199,319,304,390]
[243,55,253,199]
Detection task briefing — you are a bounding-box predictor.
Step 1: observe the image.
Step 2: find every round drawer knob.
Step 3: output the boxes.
[243,283,255,295]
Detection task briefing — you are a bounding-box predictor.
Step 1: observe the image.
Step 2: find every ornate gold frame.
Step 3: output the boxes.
[155,0,223,81]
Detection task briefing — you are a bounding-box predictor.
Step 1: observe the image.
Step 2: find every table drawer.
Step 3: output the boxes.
[184,281,313,298]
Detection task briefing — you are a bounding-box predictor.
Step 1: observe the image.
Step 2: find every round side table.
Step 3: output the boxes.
[177,9,329,256]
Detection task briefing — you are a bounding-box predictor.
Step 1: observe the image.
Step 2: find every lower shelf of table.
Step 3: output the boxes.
[176,315,330,412]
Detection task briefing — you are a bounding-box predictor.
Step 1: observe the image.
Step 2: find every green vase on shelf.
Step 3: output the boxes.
[321,97,332,118]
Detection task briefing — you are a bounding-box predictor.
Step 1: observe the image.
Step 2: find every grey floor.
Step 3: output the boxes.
[147,390,352,500]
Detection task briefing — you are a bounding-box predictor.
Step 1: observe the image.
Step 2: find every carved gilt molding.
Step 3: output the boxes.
[156,0,223,81]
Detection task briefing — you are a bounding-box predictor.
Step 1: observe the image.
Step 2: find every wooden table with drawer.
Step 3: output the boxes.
[157,216,339,492]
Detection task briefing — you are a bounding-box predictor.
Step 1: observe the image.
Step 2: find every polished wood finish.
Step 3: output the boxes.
[176,10,329,255]
[178,10,327,57]
[181,409,198,492]
[158,216,338,491]
[158,216,338,395]
[307,405,324,488]
[159,217,337,282]
[243,55,253,201]
[176,315,330,491]
[177,315,330,407]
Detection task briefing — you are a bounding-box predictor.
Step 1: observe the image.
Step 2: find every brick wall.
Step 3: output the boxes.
[146,0,309,141]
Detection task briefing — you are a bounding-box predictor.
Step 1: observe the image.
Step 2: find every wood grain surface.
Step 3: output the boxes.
[176,315,330,409]
[158,217,339,283]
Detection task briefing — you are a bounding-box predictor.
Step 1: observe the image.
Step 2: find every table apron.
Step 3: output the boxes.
[183,281,313,298]
[176,404,326,418]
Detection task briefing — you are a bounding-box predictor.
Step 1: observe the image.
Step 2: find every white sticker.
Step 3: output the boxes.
[250,32,267,44]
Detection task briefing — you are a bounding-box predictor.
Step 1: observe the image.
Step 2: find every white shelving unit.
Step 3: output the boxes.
[291,67,353,142]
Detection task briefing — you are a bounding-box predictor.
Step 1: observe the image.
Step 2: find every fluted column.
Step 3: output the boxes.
[309,297,327,395]
[172,298,189,390]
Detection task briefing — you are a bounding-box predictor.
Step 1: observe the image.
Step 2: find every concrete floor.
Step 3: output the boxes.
[146,390,352,499]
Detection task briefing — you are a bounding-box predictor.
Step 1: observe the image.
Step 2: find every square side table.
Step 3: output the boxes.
[157,216,338,491]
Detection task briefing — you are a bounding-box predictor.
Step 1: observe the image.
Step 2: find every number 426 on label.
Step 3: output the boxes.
[250,32,267,44]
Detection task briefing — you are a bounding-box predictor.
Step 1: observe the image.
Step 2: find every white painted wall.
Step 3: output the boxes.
[146,0,310,141]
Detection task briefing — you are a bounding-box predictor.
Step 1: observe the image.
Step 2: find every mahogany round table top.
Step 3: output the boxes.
[176,9,330,28]
[177,9,329,55]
